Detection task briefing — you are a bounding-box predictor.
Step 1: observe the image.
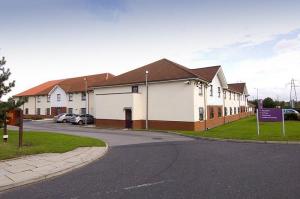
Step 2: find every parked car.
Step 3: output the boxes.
[54,113,77,123]
[70,114,94,125]
[283,109,300,115]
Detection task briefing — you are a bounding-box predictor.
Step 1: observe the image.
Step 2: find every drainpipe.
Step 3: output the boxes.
[239,93,241,119]
[203,84,207,131]
[34,96,37,115]
[223,90,226,124]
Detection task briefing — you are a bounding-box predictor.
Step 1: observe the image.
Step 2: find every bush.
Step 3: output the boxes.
[285,113,300,121]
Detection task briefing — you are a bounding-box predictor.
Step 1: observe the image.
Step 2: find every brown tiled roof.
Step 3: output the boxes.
[227,83,246,93]
[15,73,114,97]
[97,59,220,87]
[15,80,63,97]
[190,66,221,82]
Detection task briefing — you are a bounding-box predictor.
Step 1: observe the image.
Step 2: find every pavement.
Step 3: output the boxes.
[2,120,300,198]
[0,147,107,192]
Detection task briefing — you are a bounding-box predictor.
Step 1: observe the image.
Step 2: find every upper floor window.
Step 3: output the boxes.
[233,93,236,100]
[229,92,232,100]
[132,85,139,93]
[199,84,203,96]
[69,93,73,101]
[210,85,213,96]
[218,87,221,98]
[224,91,226,99]
[47,95,50,102]
[81,92,86,101]
[57,94,61,102]
[37,96,41,103]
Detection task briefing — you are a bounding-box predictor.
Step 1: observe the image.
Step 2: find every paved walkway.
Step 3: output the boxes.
[0,147,107,191]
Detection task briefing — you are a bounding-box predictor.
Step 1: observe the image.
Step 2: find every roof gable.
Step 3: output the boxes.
[227,83,248,94]
[190,66,221,82]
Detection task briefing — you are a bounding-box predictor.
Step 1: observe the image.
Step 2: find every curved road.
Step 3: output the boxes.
[2,121,300,199]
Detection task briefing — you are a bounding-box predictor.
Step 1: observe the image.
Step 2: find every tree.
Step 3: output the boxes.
[0,57,25,142]
[263,97,276,108]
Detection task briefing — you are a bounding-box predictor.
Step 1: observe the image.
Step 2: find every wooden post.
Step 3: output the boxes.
[3,113,8,143]
[18,110,23,148]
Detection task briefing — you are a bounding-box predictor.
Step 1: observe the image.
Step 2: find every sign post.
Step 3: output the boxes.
[282,109,285,136]
[256,109,260,136]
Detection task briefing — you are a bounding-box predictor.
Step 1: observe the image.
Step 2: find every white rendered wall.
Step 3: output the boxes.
[50,86,67,107]
[206,75,224,106]
[36,95,50,115]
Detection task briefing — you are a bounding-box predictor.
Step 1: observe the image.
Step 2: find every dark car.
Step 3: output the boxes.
[70,114,94,125]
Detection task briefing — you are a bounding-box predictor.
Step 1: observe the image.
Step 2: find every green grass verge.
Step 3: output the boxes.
[0,130,105,160]
[178,116,300,141]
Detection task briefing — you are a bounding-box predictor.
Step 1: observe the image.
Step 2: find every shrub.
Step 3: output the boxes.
[285,113,300,121]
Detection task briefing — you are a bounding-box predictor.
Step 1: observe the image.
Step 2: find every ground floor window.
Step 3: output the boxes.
[37,108,41,115]
[234,107,237,114]
[230,107,232,115]
[218,107,222,117]
[209,107,214,119]
[46,108,50,115]
[199,107,204,121]
[25,108,29,115]
[68,108,73,114]
[81,108,86,115]
[224,107,227,116]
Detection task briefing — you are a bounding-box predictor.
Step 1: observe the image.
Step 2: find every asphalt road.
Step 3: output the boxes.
[2,121,300,199]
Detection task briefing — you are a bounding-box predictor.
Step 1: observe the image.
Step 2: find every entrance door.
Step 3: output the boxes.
[125,109,132,128]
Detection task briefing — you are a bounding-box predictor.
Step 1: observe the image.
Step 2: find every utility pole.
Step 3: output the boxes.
[290,78,298,108]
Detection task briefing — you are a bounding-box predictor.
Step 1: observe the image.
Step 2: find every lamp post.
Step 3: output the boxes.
[84,77,88,125]
[145,70,149,130]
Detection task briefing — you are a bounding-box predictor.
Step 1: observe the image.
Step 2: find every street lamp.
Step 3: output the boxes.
[145,70,149,130]
[84,77,88,125]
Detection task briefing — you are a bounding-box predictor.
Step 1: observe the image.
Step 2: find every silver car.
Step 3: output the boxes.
[54,113,76,123]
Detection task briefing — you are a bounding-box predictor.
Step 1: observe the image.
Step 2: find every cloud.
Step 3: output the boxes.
[274,34,300,54]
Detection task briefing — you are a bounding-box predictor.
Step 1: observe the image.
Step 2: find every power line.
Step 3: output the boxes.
[289,78,298,108]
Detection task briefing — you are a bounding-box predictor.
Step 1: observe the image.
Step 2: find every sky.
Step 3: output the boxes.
[1,0,300,101]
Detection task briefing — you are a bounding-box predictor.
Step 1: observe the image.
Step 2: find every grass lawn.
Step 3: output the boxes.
[0,130,105,160]
[178,116,300,141]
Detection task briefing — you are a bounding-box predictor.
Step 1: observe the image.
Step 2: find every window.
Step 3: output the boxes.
[218,107,222,117]
[218,87,221,98]
[46,108,50,115]
[224,107,227,116]
[132,85,139,93]
[37,108,41,115]
[209,107,214,119]
[47,95,50,102]
[69,93,73,101]
[230,107,232,115]
[37,96,41,103]
[224,91,226,99]
[81,92,86,101]
[234,107,236,114]
[229,92,232,100]
[237,94,240,101]
[199,84,203,95]
[199,107,204,121]
[57,94,61,102]
[234,93,236,100]
[81,108,86,115]
[238,107,240,113]
[68,108,73,114]
[25,108,29,115]
[210,85,213,96]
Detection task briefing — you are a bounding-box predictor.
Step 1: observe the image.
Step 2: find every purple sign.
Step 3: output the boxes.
[258,100,283,122]
[259,108,283,122]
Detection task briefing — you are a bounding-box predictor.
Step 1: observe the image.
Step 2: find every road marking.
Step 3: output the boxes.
[123,181,165,190]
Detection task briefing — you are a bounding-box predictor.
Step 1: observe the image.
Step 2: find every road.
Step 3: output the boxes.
[2,121,300,199]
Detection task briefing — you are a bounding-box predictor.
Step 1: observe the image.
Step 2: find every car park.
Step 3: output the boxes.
[70,114,94,125]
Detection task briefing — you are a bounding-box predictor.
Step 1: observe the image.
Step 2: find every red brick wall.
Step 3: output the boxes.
[206,106,225,129]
